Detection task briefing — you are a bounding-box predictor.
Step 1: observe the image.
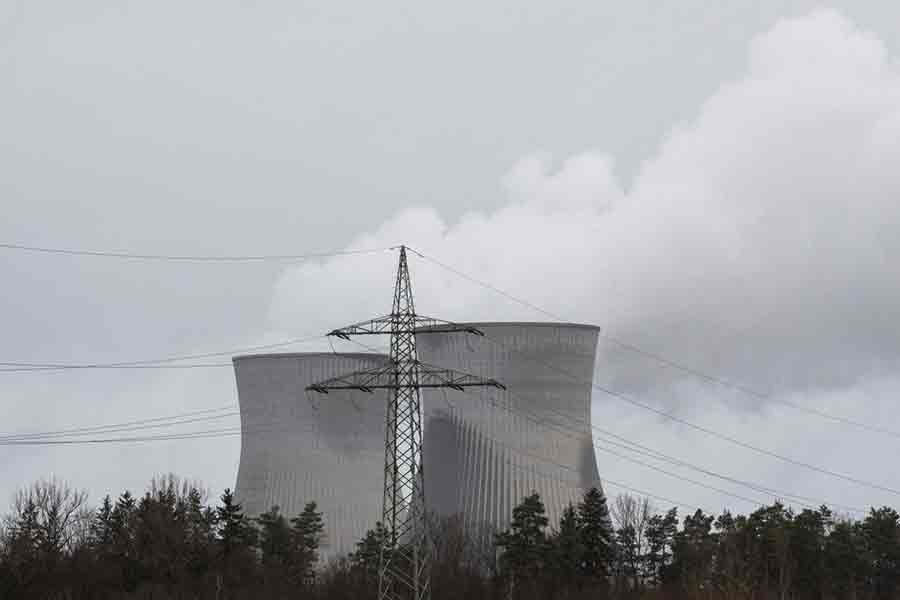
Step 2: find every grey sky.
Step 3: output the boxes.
[2,2,900,516]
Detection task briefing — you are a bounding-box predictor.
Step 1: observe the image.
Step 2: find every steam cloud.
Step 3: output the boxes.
[270,10,900,512]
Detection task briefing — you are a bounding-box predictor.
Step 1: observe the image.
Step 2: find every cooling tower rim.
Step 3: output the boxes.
[416,320,600,332]
[232,352,389,362]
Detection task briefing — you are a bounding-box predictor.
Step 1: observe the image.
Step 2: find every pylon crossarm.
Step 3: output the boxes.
[327,315,484,339]
[306,361,505,394]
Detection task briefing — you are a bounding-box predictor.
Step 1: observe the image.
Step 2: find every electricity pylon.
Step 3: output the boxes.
[307,245,504,600]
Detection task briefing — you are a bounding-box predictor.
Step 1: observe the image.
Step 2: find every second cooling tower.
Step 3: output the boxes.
[418,322,601,535]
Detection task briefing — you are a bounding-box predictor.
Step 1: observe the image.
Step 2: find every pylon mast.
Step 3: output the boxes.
[307,245,503,600]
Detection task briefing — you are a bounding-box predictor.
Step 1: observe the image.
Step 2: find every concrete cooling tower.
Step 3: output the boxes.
[417,322,601,537]
[233,323,601,559]
[233,353,389,561]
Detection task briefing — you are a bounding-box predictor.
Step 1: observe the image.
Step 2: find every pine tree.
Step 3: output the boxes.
[495,492,550,596]
[185,487,215,581]
[862,506,900,600]
[257,505,291,593]
[671,509,715,592]
[216,489,254,558]
[290,501,325,585]
[215,488,257,596]
[577,486,615,582]
[551,504,584,594]
[791,506,831,600]
[90,495,114,549]
[5,499,41,590]
[88,495,117,592]
[352,521,389,580]
[826,519,866,600]
[135,488,186,590]
[712,510,752,598]
[111,491,139,592]
[645,507,678,586]
[258,506,291,568]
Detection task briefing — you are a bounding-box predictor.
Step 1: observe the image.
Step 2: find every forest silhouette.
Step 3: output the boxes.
[1,475,898,600]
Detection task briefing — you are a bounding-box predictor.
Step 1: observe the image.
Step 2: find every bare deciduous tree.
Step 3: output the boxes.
[611,493,654,591]
[149,472,209,505]
[8,477,90,556]
[611,493,654,535]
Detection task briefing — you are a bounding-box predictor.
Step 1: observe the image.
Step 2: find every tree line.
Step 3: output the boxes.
[1,475,899,599]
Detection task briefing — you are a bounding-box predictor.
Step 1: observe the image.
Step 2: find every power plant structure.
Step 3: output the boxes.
[418,321,601,540]
[232,246,603,598]
[233,322,601,560]
[232,352,389,558]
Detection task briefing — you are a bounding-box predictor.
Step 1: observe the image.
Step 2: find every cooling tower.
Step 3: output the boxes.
[417,322,601,536]
[233,353,389,561]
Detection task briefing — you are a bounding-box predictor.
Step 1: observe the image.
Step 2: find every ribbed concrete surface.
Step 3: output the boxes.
[233,353,389,561]
[417,322,601,536]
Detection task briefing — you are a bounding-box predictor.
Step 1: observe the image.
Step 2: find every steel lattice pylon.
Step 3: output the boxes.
[307,245,503,600]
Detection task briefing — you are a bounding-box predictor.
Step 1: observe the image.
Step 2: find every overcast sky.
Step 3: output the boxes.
[3,1,900,518]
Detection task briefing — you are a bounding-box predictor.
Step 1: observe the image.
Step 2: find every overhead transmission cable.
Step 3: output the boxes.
[474,387,864,514]
[0,414,309,445]
[0,332,390,374]
[0,363,234,372]
[474,329,900,498]
[421,331,865,513]
[308,333,702,512]
[471,391,768,509]
[407,248,900,497]
[327,335,713,513]
[4,241,888,506]
[0,333,330,373]
[495,436,703,513]
[350,335,859,513]
[0,406,239,441]
[407,247,900,441]
[0,242,391,263]
[0,406,703,511]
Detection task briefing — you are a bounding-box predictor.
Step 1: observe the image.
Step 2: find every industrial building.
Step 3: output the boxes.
[418,322,601,537]
[233,352,389,560]
[233,322,601,560]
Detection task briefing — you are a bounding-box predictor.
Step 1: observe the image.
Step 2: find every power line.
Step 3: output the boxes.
[601,336,900,440]
[476,331,900,498]
[0,353,841,515]
[3,241,889,511]
[0,386,383,443]
[350,274,884,510]
[0,407,703,512]
[345,339,812,515]
[0,334,393,374]
[0,426,244,445]
[0,334,326,373]
[0,363,234,372]
[506,447,704,514]
[473,423,704,513]
[590,428,862,512]
[0,243,392,263]
[441,341,866,512]
[0,405,238,441]
[0,418,298,445]
[2,330,707,514]
[468,391,767,509]
[2,341,865,512]
[441,372,864,514]
[345,339,773,512]
[406,247,568,323]
[408,247,900,441]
